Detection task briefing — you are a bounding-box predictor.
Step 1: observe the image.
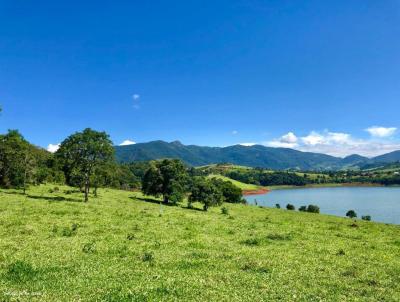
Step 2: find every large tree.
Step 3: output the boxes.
[56,128,114,202]
[142,159,188,204]
[211,178,243,203]
[0,130,36,191]
[189,177,224,211]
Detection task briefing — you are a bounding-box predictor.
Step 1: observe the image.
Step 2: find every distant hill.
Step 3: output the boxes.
[339,154,370,168]
[372,151,400,164]
[114,140,400,171]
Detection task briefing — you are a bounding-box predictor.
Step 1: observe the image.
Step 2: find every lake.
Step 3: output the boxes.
[244,186,400,224]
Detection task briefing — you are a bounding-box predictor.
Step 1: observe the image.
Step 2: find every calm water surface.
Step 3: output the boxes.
[245,187,400,224]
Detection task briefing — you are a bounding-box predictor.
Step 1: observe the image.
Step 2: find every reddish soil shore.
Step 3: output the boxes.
[242,188,269,196]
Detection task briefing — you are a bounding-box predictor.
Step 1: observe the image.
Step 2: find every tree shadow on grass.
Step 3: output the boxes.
[130,196,205,212]
[183,205,205,212]
[27,195,82,203]
[0,190,26,196]
[130,196,176,207]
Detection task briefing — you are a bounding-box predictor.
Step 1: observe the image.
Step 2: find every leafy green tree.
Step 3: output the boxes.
[36,152,65,184]
[189,177,224,211]
[307,205,320,213]
[56,128,114,202]
[142,159,188,204]
[298,205,307,212]
[286,204,295,210]
[0,130,36,191]
[211,178,243,203]
[346,210,357,219]
[361,215,371,221]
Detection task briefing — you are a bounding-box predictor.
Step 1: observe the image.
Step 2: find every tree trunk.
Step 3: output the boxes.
[84,186,89,202]
[23,153,28,195]
[84,176,90,202]
[163,195,168,204]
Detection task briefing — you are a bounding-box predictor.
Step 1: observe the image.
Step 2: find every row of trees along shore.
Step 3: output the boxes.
[0,128,244,209]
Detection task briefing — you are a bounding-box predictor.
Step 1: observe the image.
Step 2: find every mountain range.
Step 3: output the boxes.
[115,140,400,171]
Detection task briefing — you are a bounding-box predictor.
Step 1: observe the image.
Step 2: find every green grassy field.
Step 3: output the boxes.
[207,174,263,191]
[0,185,399,301]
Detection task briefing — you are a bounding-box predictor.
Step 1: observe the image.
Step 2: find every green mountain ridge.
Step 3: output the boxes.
[115,140,400,170]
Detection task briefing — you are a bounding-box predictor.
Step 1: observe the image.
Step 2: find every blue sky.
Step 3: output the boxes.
[1,0,400,157]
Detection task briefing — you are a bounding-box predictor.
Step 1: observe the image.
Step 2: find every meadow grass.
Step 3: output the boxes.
[0,185,399,301]
[207,174,263,191]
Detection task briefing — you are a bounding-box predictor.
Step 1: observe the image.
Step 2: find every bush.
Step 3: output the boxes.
[298,205,307,212]
[362,215,371,221]
[346,210,357,219]
[221,207,229,215]
[286,204,295,210]
[307,205,320,213]
[275,203,281,209]
[142,251,154,262]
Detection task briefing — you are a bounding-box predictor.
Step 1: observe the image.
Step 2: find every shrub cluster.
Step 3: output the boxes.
[299,204,320,213]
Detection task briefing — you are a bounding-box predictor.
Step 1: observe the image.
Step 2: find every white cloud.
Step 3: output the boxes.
[267,132,299,148]
[301,131,325,146]
[232,130,238,135]
[366,126,397,138]
[132,94,140,100]
[267,141,298,148]
[280,132,298,144]
[265,130,400,157]
[119,140,136,146]
[239,142,256,147]
[47,143,60,153]
[301,131,352,146]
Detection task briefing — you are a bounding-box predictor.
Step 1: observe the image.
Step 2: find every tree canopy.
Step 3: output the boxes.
[189,177,224,211]
[346,210,357,219]
[211,178,243,203]
[56,128,114,202]
[0,130,37,191]
[142,159,188,204]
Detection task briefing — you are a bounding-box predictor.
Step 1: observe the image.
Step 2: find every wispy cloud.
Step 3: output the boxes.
[232,130,238,135]
[47,143,60,153]
[265,128,400,157]
[365,126,397,138]
[132,94,140,109]
[239,142,256,147]
[119,139,136,146]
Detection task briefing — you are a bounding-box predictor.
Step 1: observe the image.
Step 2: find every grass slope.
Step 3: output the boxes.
[0,185,399,301]
[207,174,262,191]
